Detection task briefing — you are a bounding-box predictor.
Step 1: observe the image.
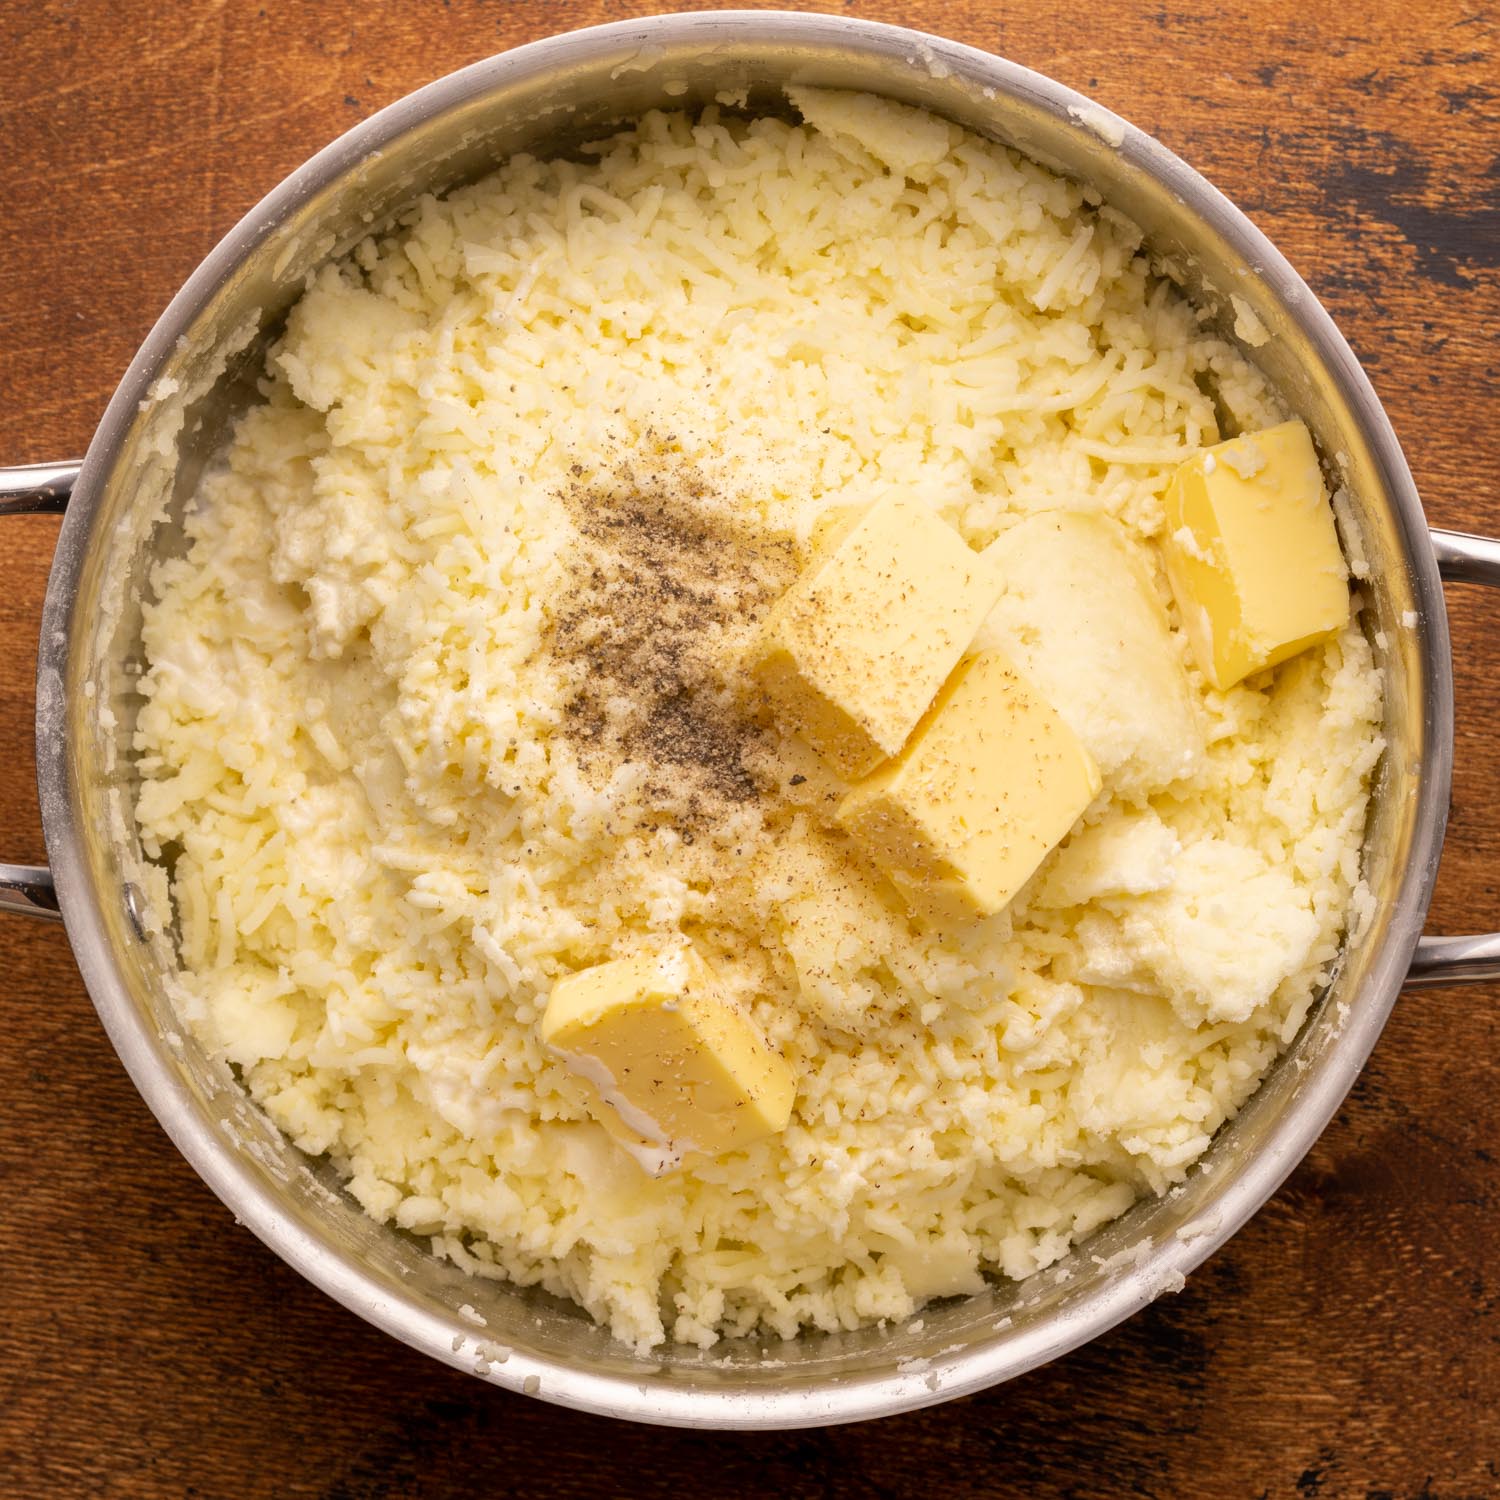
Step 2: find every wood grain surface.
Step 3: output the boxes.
[2,2,1497,1496]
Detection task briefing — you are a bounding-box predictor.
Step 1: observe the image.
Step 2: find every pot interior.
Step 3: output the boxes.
[49,14,1447,1426]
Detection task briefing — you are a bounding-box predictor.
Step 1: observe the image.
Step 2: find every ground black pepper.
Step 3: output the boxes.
[546,451,791,835]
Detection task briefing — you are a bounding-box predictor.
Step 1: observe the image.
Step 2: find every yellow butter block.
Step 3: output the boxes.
[1161,420,1349,691]
[836,650,1101,924]
[541,945,795,1175]
[752,495,1000,779]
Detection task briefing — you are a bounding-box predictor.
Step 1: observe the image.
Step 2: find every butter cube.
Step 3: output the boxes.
[1161,420,1349,690]
[541,945,795,1174]
[981,513,1203,797]
[836,650,1101,924]
[752,496,1000,779]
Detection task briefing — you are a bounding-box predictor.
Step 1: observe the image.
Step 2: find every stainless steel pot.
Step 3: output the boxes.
[5,10,1499,1429]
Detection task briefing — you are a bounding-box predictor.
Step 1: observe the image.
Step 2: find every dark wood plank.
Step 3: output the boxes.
[1,2,1496,1496]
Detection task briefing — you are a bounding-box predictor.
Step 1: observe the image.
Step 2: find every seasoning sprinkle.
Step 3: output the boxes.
[547,451,791,834]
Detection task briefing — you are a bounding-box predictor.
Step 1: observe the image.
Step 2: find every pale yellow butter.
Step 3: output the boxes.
[752,495,1000,779]
[1161,420,1349,691]
[836,650,1101,924]
[541,945,795,1174]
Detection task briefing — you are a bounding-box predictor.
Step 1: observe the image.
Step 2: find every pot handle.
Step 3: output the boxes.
[1404,528,1500,986]
[0,461,79,922]
[0,864,61,919]
[2,459,80,516]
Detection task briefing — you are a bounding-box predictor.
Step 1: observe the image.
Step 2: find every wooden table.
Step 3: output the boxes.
[3,2,1496,1494]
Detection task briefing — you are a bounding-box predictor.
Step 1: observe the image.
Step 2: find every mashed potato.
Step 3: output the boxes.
[131,91,1384,1351]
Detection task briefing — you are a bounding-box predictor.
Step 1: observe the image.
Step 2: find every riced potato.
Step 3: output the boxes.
[131,89,1384,1352]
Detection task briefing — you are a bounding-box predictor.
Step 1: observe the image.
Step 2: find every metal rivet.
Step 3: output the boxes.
[123,882,148,941]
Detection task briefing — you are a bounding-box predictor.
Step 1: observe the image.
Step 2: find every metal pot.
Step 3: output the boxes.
[4,10,1498,1430]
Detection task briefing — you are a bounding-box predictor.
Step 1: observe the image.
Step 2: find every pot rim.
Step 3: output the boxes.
[35,9,1453,1428]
